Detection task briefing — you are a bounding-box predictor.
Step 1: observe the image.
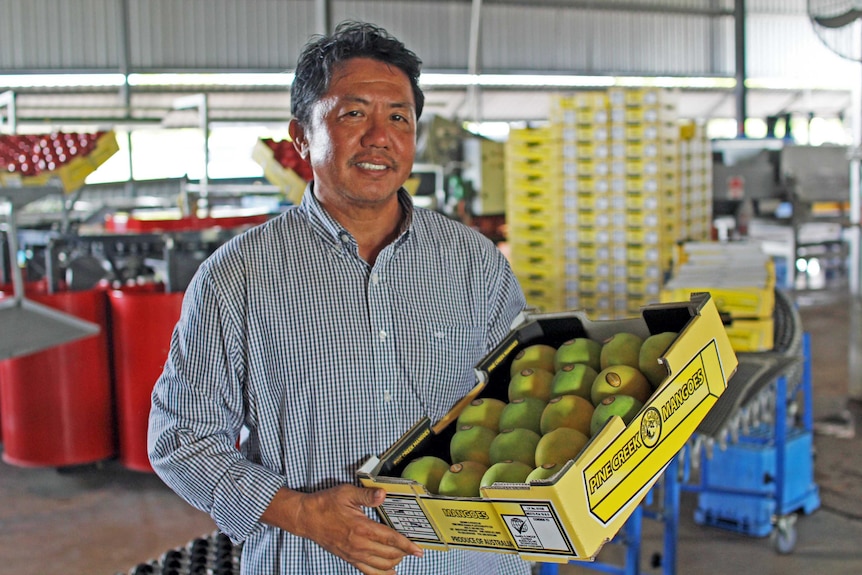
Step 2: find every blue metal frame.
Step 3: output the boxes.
[681,332,820,543]
[536,456,681,575]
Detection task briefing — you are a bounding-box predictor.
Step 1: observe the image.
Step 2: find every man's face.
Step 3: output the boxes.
[290,57,417,209]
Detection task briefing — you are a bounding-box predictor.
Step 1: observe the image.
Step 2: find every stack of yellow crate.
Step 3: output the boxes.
[678,120,713,242]
[505,124,572,312]
[604,90,629,319]
[660,242,776,352]
[613,88,680,316]
[506,88,704,318]
[556,91,614,318]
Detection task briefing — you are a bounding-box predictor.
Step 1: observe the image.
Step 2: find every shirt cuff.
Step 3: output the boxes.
[211,461,287,543]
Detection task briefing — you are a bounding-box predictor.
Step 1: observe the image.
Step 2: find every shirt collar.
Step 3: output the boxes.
[300,183,415,248]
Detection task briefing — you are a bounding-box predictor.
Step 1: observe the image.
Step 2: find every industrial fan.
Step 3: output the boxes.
[808,0,862,61]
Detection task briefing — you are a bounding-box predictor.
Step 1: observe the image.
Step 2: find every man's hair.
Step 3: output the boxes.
[290,21,425,125]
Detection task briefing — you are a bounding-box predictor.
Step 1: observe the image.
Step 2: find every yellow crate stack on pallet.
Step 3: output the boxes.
[678,120,714,242]
[555,91,614,318]
[506,89,707,318]
[610,87,680,316]
[505,124,573,312]
[660,242,776,352]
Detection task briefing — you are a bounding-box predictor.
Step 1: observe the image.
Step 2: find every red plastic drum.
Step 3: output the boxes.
[0,287,115,467]
[108,288,184,472]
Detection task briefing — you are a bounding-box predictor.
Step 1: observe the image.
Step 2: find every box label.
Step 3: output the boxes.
[583,339,724,523]
[379,496,441,543]
[495,502,575,555]
[420,498,517,551]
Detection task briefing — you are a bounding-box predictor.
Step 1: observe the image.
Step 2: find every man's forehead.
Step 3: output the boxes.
[329,58,411,89]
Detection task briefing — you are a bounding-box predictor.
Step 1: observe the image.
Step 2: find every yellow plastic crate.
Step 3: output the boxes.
[661,286,775,320]
[87,131,120,167]
[55,156,98,192]
[507,126,563,146]
[723,317,774,352]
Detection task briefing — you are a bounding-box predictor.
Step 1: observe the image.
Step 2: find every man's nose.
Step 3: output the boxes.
[361,116,390,147]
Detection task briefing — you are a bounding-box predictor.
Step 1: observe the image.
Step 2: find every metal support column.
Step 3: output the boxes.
[314,0,332,35]
[734,0,747,137]
[172,94,210,214]
[467,0,483,124]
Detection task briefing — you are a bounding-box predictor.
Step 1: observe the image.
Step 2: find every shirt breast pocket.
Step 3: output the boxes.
[403,322,487,422]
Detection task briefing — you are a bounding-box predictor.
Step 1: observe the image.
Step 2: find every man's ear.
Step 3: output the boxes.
[288,119,309,160]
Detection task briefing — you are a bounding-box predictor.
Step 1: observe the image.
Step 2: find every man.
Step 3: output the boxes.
[148,21,529,575]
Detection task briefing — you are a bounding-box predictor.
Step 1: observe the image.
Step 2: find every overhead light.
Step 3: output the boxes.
[745,77,851,91]
[478,74,616,88]
[0,73,126,88]
[128,72,294,87]
[419,73,478,87]
[418,73,616,88]
[614,76,736,89]
[2,71,843,94]
[419,72,734,90]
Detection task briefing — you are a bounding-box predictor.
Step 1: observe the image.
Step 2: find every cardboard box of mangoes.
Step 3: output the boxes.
[357,292,737,563]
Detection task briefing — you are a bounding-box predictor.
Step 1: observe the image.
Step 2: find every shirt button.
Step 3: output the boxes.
[379,330,387,340]
[338,231,350,243]
[384,390,392,403]
[371,273,379,285]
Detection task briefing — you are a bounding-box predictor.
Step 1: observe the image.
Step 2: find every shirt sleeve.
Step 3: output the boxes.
[147,261,286,543]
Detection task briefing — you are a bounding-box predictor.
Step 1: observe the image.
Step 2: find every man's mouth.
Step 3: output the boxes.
[355,162,388,171]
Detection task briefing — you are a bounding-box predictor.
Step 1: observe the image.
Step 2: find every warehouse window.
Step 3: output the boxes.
[85,125,290,184]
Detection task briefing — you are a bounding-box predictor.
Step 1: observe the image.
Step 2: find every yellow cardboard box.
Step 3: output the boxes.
[358,293,738,563]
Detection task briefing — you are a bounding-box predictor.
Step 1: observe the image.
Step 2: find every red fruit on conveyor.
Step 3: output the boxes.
[251,137,313,204]
[0,130,119,192]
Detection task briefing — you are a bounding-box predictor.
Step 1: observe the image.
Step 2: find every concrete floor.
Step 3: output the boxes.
[1,287,861,575]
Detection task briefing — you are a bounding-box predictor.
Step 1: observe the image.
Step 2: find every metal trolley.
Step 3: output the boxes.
[680,288,820,554]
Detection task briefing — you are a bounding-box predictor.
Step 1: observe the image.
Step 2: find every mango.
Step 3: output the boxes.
[639,331,678,388]
[540,394,595,436]
[554,337,602,372]
[437,461,488,498]
[590,394,645,437]
[498,397,546,435]
[456,397,507,432]
[591,364,651,406]
[600,332,644,370]
[489,428,541,467]
[400,455,450,494]
[508,367,554,403]
[480,460,533,489]
[550,363,598,401]
[526,463,563,483]
[535,427,589,467]
[510,343,557,376]
[450,424,496,466]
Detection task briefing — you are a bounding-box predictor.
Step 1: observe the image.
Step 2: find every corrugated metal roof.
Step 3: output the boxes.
[0,0,855,124]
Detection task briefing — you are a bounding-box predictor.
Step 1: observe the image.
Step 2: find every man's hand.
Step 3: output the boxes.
[261,484,423,574]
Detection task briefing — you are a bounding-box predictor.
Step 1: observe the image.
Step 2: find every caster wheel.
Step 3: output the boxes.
[773,514,798,554]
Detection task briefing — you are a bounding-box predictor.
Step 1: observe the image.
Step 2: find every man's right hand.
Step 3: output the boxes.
[261,484,423,575]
